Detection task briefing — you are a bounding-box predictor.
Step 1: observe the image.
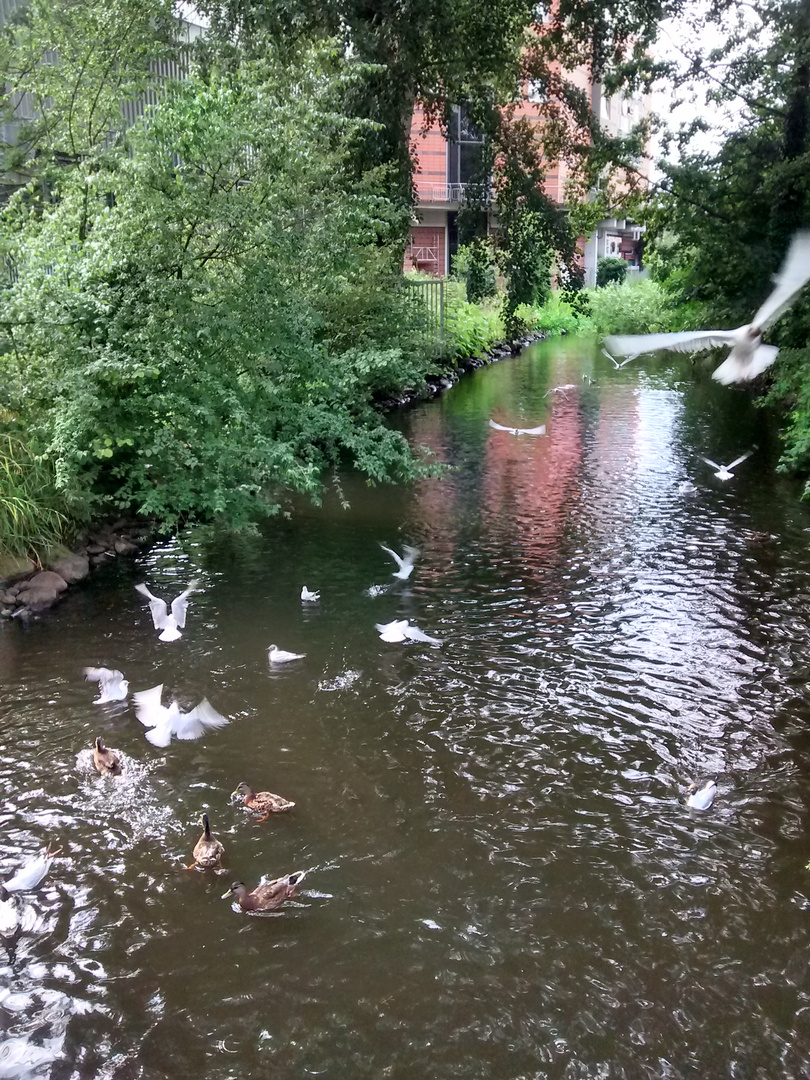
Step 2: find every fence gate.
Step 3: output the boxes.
[403,278,445,354]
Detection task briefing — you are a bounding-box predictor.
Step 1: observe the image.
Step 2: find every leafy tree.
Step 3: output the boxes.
[0,42,438,531]
[596,255,628,286]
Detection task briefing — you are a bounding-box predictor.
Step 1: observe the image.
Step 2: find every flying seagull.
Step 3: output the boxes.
[686,779,717,811]
[488,419,546,436]
[268,644,306,664]
[604,231,810,383]
[300,586,320,602]
[132,684,229,747]
[135,580,199,642]
[375,619,441,646]
[84,666,129,703]
[601,347,638,369]
[700,451,753,481]
[379,543,419,581]
[544,384,577,399]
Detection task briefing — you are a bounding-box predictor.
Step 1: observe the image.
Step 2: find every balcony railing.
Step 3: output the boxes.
[406,245,440,273]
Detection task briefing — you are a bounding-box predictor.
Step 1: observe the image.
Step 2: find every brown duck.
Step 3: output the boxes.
[92,737,122,776]
[231,782,294,822]
[222,871,306,913]
[186,814,225,871]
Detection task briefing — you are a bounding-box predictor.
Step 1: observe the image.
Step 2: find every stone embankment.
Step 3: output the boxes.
[0,521,150,619]
[376,332,545,410]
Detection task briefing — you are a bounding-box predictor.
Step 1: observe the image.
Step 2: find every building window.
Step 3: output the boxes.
[447,106,485,189]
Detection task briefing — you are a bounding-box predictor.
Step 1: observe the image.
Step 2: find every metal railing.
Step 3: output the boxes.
[403,278,445,354]
[406,244,440,274]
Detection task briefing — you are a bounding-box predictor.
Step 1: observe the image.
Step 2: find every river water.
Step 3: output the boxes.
[3,336,810,1079]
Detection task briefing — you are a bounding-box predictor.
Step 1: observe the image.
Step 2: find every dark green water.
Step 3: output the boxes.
[3,336,810,1079]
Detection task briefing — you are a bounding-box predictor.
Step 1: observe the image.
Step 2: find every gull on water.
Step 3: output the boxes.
[84,666,129,703]
[700,451,753,481]
[375,619,441,646]
[301,586,320,602]
[604,231,810,384]
[686,779,717,811]
[379,543,419,581]
[132,684,229,747]
[135,580,198,642]
[2,845,59,895]
[268,644,306,664]
[488,419,546,436]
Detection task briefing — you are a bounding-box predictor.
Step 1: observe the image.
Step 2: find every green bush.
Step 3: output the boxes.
[444,284,504,357]
[515,294,590,336]
[596,256,629,287]
[464,239,497,304]
[586,277,681,335]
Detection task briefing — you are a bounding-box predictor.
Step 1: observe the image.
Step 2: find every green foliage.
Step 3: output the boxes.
[444,284,504,357]
[515,294,589,336]
[762,347,810,493]
[0,435,67,557]
[456,239,496,304]
[0,45,439,534]
[596,256,629,287]
[585,277,681,335]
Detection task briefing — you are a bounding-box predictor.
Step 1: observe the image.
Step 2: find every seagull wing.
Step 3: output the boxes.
[4,851,52,893]
[700,457,722,471]
[84,667,126,698]
[604,330,739,357]
[170,580,198,629]
[379,544,405,571]
[516,424,546,435]
[376,620,408,642]
[135,584,169,629]
[752,231,810,330]
[172,699,229,741]
[402,624,442,646]
[132,684,167,728]
[401,545,420,568]
[727,450,754,471]
[144,717,174,747]
[489,419,512,432]
[601,348,619,367]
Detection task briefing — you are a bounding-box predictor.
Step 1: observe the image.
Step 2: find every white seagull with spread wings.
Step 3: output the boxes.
[132,684,229,747]
[84,666,129,703]
[488,419,546,436]
[700,451,754,481]
[379,543,419,581]
[604,232,810,384]
[135,580,198,642]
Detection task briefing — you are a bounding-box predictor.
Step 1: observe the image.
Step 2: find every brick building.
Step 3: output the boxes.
[405,68,648,287]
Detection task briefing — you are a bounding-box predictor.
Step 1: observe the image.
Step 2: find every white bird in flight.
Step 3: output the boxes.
[132,684,229,747]
[135,580,198,642]
[379,543,419,581]
[84,666,129,703]
[268,644,306,664]
[601,347,637,369]
[604,231,810,383]
[544,384,577,399]
[700,451,753,481]
[375,619,441,646]
[300,586,320,603]
[488,419,546,436]
[686,779,717,811]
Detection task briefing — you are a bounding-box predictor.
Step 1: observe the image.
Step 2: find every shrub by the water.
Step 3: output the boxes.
[596,256,629,287]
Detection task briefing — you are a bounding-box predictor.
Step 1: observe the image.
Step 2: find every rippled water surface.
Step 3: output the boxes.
[3,338,810,1078]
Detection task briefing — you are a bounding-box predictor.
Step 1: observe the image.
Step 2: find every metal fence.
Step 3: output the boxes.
[403,278,445,354]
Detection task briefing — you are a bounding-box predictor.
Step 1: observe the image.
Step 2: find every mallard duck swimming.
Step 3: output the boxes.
[187,814,225,870]
[222,871,306,913]
[231,782,294,822]
[92,736,122,776]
